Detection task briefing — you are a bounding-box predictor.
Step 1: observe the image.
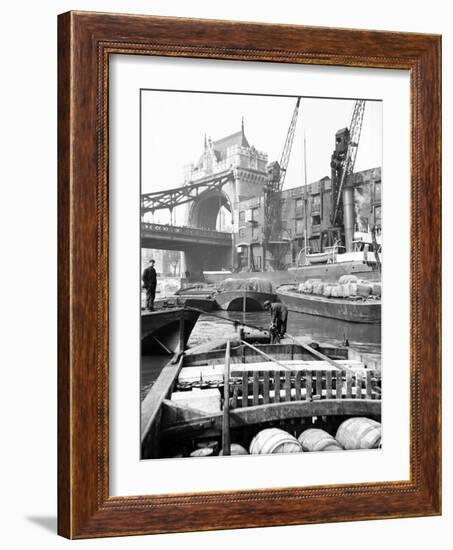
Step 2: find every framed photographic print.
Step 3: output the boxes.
[58,11,441,538]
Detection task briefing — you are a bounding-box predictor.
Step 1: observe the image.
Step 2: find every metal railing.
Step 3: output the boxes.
[141,222,232,240]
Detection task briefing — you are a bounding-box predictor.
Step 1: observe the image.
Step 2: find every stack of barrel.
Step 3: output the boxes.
[248,417,381,455]
[185,417,381,458]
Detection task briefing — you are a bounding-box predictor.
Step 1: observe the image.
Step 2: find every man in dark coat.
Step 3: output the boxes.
[142,259,157,311]
[263,301,288,343]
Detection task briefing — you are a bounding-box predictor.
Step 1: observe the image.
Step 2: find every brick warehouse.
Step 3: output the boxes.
[235,166,381,272]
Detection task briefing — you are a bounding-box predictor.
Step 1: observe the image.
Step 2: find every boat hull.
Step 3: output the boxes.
[154,296,217,312]
[204,260,378,285]
[141,308,201,354]
[215,290,276,311]
[277,288,381,324]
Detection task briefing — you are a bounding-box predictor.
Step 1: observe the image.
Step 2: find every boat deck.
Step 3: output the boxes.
[141,339,381,457]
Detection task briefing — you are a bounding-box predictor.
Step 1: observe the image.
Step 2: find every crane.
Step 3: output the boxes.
[261,97,301,267]
[268,97,301,192]
[330,99,366,227]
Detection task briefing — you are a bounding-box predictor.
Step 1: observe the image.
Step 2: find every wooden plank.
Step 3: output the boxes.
[295,371,302,401]
[356,371,362,399]
[366,370,373,399]
[231,385,238,409]
[184,338,231,356]
[291,336,351,371]
[263,371,270,404]
[229,359,364,372]
[346,371,353,398]
[335,371,343,399]
[239,339,292,370]
[178,313,186,354]
[253,371,260,406]
[274,371,281,403]
[306,371,312,401]
[222,340,231,455]
[242,371,248,408]
[284,371,292,402]
[141,355,184,443]
[315,371,323,398]
[326,371,333,399]
[161,399,207,427]
[160,399,382,439]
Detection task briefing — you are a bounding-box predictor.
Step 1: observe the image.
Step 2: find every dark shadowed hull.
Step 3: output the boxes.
[141,308,201,355]
[277,287,381,324]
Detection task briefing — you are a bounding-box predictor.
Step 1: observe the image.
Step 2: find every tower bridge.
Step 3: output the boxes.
[141,113,382,278]
[141,122,269,275]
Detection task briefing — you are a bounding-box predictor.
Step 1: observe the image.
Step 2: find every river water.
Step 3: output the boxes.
[189,310,380,356]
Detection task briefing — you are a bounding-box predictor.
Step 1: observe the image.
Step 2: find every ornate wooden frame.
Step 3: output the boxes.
[58,11,441,539]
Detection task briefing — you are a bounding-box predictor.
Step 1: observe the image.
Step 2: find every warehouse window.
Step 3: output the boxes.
[295,218,304,234]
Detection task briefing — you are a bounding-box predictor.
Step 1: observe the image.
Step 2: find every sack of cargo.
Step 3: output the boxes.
[336,285,345,298]
[371,283,382,297]
[330,285,340,298]
[348,283,358,296]
[342,284,351,298]
[246,278,274,293]
[339,274,359,285]
[357,282,372,298]
[218,278,246,292]
[298,283,305,293]
[304,278,321,294]
[306,278,322,285]
[323,285,332,298]
[313,283,324,295]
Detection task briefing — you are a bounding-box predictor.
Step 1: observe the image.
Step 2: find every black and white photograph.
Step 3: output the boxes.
[140,90,382,459]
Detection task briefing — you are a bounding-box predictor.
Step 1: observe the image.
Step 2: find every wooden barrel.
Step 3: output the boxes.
[196,440,219,454]
[335,417,381,450]
[298,429,343,452]
[219,443,248,456]
[249,428,302,455]
[190,447,214,457]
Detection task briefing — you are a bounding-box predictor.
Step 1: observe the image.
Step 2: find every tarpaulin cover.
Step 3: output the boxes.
[218,277,274,293]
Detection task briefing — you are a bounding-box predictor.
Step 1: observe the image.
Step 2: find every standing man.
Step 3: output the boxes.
[142,259,157,311]
[263,300,288,343]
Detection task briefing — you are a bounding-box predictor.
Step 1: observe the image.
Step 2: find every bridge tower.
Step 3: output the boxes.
[183,119,269,273]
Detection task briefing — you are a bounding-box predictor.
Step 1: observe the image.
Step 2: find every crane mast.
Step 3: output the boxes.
[263,97,301,263]
[276,96,301,191]
[330,99,366,228]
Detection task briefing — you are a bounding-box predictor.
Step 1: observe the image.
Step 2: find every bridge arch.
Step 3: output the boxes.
[187,189,234,231]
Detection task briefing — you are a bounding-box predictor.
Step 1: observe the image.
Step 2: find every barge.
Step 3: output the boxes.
[215,277,276,312]
[277,284,381,324]
[141,338,381,459]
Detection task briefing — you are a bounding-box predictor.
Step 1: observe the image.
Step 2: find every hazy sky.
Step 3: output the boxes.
[141,91,382,222]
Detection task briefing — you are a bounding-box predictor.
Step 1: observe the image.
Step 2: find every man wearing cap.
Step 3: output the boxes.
[142,259,157,311]
[263,300,288,343]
